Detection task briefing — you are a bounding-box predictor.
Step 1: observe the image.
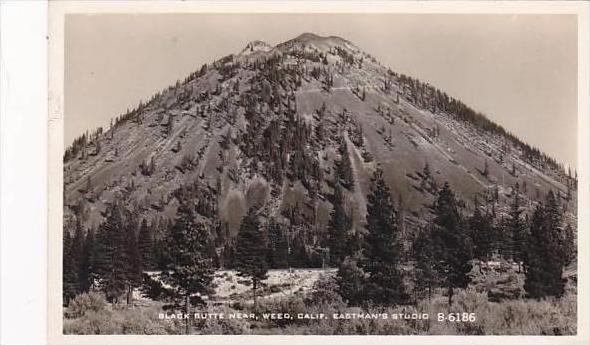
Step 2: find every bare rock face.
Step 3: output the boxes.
[63,33,577,256]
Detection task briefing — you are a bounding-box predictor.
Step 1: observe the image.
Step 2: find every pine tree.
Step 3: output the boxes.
[563,224,576,266]
[469,197,494,270]
[138,218,154,270]
[162,198,215,334]
[70,219,88,294]
[83,227,99,291]
[343,229,364,259]
[432,182,473,305]
[482,160,489,177]
[76,227,93,293]
[123,216,143,304]
[97,203,128,303]
[149,157,156,175]
[335,138,354,190]
[336,254,366,306]
[152,218,172,270]
[413,225,437,301]
[493,184,499,202]
[267,219,289,268]
[63,229,78,304]
[328,183,351,265]
[420,162,432,191]
[507,183,526,271]
[235,208,269,310]
[362,168,408,305]
[524,192,567,299]
[494,217,510,259]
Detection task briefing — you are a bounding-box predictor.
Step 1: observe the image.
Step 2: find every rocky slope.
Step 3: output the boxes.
[63,33,577,257]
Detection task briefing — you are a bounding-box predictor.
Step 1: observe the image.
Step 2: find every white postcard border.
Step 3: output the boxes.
[47,2,590,345]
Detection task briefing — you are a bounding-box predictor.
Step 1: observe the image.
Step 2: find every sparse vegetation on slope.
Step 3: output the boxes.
[63,33,578,335]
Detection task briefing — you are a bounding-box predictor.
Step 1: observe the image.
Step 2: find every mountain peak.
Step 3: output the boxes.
[278,32,359,53]
[238,33,359,58]
[293,32,347,43]
[240,40,272,55]
[294,32,323,40]
[64,31,575,254]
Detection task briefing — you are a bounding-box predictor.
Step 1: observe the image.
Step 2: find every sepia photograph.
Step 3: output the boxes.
[44,2,588,343]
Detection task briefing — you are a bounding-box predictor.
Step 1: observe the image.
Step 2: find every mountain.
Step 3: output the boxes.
[63,33,577,265]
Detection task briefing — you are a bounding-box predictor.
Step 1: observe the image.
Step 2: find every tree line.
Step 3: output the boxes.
[332,173,575,307]
[65,165,575,316]
[395,73,572,180]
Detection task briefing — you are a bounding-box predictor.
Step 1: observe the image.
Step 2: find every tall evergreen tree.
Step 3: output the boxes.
[563,224,576,266]
[508,183,526,271]
[76,227,94,293]
[469,197,494,270]
[63,229,78,304]
[412,225,437,301]
[545,191,566,258]
[235,208,269,310]
[335,138,354,190]
[152,217,171,270]
[362,168,408,305]
[267,219,289,269]
[482,160,489,177]
[137,218,154,270]
[83,227,99,291]
[420,162,432,191]
[336,254,366,306]
[97,203,128,303]
[328,183,351,265]
[524,191,567,298]
[162,198,215,334]
[432,182,473,305]
[71,219,86,292]
[63,218,89,299]
[123,215,143,304]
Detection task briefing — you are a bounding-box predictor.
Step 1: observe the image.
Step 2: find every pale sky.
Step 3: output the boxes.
[65,14,578,168]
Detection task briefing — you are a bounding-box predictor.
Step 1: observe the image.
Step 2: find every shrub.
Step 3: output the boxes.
[140,273,174,301]
[63,310,117,334]
[336,255,367,306]
[468,260,525,301]
[200,305,252,335]
[66,292,107,318]
[306,274,345,307]
[418,290,576,335]
[63,303,182,335]
[63,288,577,335]
[255,296,307,327]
